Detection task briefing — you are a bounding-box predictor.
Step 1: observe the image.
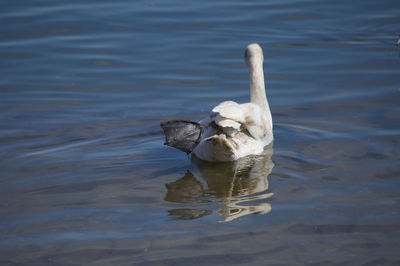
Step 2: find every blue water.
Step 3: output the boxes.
[1,0,400,264]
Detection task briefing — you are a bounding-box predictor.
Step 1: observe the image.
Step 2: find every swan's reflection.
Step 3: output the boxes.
[165,145,274,222]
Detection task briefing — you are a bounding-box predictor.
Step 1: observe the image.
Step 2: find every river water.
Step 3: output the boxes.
[1,0,400,264]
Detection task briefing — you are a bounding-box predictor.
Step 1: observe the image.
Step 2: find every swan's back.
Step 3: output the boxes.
[192,101,272,162]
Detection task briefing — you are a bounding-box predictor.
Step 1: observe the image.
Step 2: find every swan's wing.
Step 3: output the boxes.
[198,102,237,126]
[215,118,241,129]
[212,101,245,123]
[211,102,269,140]
[240,103,269,140]
[210,101,244,136]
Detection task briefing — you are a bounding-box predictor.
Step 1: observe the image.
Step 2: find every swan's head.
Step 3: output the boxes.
[244,43,264,68]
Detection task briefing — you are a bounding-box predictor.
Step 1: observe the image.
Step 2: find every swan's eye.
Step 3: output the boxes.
[244,49,249,59]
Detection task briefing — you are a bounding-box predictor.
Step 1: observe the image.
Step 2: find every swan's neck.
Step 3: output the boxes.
[249,62,272,127]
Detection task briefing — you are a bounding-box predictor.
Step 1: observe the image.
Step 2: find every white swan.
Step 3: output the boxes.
[161,43,273,162]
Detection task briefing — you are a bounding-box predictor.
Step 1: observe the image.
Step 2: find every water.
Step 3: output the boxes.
[1,0,400,264]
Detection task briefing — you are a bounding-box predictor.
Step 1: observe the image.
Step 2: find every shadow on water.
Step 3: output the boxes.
[164,144,274,222]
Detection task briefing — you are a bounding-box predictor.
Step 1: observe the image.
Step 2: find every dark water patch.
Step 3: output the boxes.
[286,223,400,235]
[28,178,127,195]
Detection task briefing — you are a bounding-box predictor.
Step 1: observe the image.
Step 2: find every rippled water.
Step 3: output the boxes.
[1,0,400,264]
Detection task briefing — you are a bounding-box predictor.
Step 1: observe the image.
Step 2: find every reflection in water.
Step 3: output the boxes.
[165,145,274,222]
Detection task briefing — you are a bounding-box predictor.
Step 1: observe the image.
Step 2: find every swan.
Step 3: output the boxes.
[161,43,273,162]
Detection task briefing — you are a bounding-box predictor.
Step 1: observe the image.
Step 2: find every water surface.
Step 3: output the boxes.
[1,0,400,264]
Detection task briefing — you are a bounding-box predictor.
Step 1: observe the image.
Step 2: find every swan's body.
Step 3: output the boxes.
[161,43,273,162]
